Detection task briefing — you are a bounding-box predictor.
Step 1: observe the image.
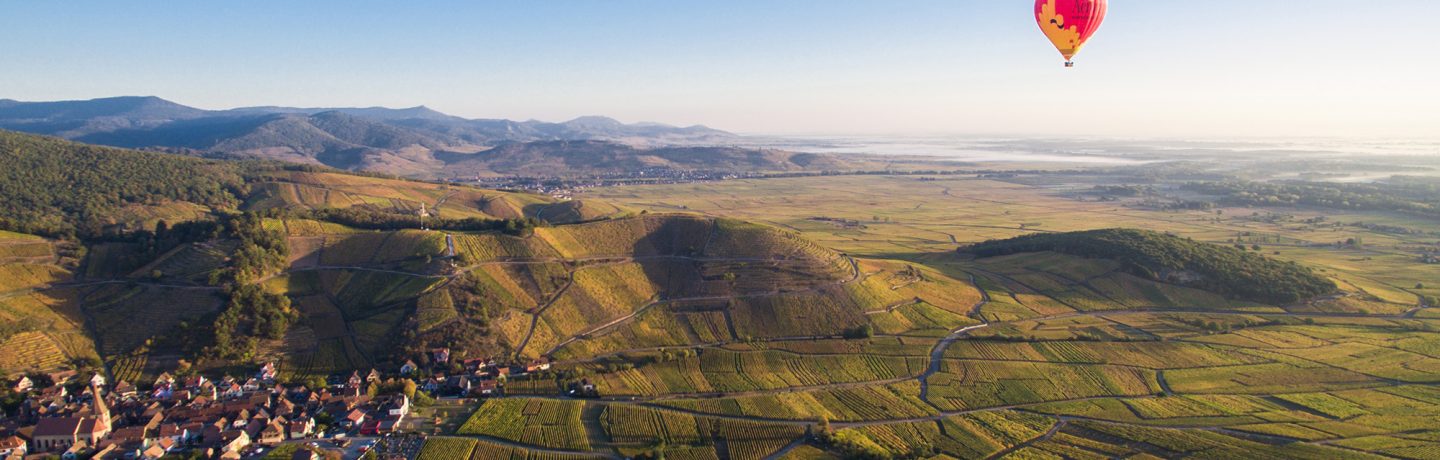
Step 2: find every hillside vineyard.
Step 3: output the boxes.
[3,130,1440,460]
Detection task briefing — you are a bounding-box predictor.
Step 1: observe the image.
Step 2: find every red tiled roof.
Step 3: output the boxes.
[32,417,82,437]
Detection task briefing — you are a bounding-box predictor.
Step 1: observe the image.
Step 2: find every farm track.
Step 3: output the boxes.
[919,273,991,407]
[448,432,621,459]
[862,297,924,315]
[985,418,1064,460]
[1156,370,1174,396]
[580,402,622,458]
[551,334,906,366]
[513,269,578,358]
[762,435,810,460]
[1403,294,1430,318]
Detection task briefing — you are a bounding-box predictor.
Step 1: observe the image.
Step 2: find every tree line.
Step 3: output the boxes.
[1183,179,1440,219]
[306,206,545,236]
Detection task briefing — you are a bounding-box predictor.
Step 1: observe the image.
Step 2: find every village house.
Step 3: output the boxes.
[461,358,488,372]
[10,376,32,393]
[476,379,499,396]
[106,425,148,446]
[48,370,77,386]
[0,436,26,457]
[382,394,409,418]
[217,429,250,454]
[347,371,365,389]
[37,384,67,404]
[258,419,287,445]
[183,375,207,390]
[344,408,366,428]
[446,376,473,396]
[431,347,450,364]
[142,437,178,459]
[156,423,191,444]
[287,417,315,439]
[112,381,137,400]
[257,362,278,381]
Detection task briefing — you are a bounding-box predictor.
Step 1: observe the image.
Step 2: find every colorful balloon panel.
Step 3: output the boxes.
[1035,0,1107,61]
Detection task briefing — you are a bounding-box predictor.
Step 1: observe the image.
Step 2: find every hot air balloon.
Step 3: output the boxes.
[1035,0,1107,67]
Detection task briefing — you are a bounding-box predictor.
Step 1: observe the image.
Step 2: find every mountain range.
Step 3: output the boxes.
[0,96,833,178]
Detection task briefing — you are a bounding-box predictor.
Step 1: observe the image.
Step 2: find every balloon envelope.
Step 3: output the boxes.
[1035,0,1107,62]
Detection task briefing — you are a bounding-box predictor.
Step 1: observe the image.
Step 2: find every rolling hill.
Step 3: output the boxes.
[963,228,1338,304]
[0,96,785,178]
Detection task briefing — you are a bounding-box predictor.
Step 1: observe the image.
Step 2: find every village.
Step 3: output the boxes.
[0,349,562,460]
[467,168,756,199]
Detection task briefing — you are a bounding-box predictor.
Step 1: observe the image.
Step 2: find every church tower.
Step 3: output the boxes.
[90,383,111,430]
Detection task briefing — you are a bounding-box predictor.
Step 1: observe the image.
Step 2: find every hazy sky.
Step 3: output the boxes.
[2,1,1436,137]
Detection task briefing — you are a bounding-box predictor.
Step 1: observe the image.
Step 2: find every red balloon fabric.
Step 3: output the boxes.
[1035,0,1108,62]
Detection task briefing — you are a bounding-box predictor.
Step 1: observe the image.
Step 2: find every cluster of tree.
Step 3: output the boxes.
[1348,222,1431,236]
[1137,199,1217,211]
[220,212,288,285]
[210,284,295,360]
[306,206,545,236]
[0,317,43,344]
[207,212,293,360]
[363,377,433,406]
[1175,317,1281,333]
[0,130,246,238]
[963,229,1337,305]
[1183,180,1440,219]
[842,324,875,339]
[1092,184,1155,197]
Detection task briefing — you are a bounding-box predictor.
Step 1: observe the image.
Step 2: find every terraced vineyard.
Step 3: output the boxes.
[8,132,1440,458]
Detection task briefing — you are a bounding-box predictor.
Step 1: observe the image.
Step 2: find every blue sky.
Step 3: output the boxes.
[2,1,1436,137]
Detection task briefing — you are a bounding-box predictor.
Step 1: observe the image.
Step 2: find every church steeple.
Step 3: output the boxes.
[89,383,111,429]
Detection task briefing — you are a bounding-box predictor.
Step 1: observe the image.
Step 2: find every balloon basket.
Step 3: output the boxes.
[1064,61,1075,68]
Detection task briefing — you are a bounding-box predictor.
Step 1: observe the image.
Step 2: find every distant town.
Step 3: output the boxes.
[463,168,762,199]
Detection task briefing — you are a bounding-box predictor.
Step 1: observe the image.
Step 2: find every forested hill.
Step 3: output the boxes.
[0,130,574,240]
[963,229,1337,305]
[0,130,246,238]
